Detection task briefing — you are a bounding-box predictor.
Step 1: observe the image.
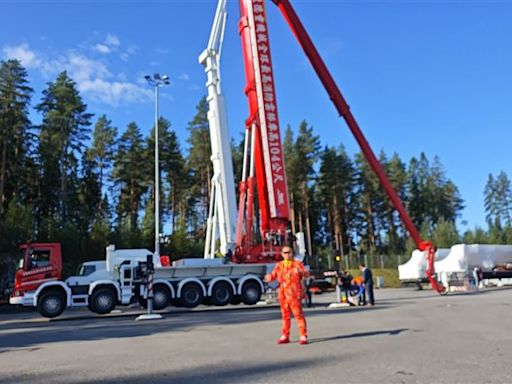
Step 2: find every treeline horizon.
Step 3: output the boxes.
[1,58,512,277]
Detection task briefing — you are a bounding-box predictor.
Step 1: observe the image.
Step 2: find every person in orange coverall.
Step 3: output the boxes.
[264,245,310,345]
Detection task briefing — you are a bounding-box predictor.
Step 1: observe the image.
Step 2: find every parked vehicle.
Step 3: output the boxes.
[10,243,268,318]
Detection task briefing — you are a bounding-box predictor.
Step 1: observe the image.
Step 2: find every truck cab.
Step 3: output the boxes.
[10,243,62,306]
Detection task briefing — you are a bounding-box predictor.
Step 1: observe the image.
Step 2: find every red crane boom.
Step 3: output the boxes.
[235,0,290,263]
[235,0,444,293]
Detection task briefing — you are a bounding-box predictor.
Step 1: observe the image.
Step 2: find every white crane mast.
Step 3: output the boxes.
[199,0,238,259]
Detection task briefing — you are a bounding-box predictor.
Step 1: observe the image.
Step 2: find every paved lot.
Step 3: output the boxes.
[0,287,511,384]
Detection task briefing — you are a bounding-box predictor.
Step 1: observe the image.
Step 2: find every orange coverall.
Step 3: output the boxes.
[268,259,310,338]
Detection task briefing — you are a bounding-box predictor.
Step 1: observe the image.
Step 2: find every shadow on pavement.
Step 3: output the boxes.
[309,328,408,344]
[0,356,331,384]
[0,301,392,350]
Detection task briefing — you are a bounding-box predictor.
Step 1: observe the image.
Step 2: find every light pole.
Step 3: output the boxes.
[144,73,170,259]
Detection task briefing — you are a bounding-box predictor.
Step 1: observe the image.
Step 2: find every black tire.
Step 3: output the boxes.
[211,281,233,306]
[230,296,242,305]
[171,298,183,307]
[180,283,204,308]
[89,287,116,314]
[138,285,171,310]
[38,290,66,318]
[241,280,262,305]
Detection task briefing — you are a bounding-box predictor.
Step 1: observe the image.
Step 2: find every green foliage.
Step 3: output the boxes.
[0,200,33,250]
[0,60,506,280]
[431,218,460,248]
[484,171,512,227]
[187,96,211,226]
[168,227,204,260]
[0,59,34,218]
[347,268,400,288]
[316,145,356,258]
[111,122,147,232]
[89,114,117,189]
[35,71,93,231]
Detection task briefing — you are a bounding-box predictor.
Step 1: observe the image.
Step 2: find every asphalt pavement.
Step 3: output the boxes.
[0,287,511,384]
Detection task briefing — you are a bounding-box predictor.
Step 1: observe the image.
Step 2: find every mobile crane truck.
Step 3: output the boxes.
[11,0,445,318]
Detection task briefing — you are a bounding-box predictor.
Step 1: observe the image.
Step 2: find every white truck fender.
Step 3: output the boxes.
[236,274,264,295]
[206,277,236,297]
[88,280,121,301]
[33,281,72,307]
[176,278,206,298]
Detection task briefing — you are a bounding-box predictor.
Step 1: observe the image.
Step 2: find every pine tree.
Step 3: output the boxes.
[494,171,512,226]
[187,97,211,227]
[292,120,320,259]
[89,114,117,193]
[353,152,384,258]
[282,125,299,233]
[0,59,34,217]
[35,71,92,231]
[147,117,191,232]
[317,145,356,266]
[111,122,147,233]
[383,152,408,253]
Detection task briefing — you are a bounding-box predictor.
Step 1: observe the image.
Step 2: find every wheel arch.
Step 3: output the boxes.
[177,278,206,298]
[236,275,264,296]
[88,281,121,301]
[207,277,236,297]
[34,281,71,307]
[150,280,175,299]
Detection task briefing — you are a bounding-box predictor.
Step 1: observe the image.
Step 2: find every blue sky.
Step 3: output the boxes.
[1,0,512,232]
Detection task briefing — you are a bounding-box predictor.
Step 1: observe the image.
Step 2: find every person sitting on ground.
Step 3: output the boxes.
[351,275,364,306]
[338,268,353,303]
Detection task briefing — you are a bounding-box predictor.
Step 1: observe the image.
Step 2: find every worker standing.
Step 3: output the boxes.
[264,245,310,345]
[359,263,375,306]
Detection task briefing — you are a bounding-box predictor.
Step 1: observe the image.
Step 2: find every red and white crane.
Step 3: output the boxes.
[203,0,444,292]
[234,0,291,264]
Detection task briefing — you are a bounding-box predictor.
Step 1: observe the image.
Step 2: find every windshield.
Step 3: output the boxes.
[77,264,96,276]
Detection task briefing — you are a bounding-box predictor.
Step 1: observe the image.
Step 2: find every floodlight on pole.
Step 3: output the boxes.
[145,73,170,259]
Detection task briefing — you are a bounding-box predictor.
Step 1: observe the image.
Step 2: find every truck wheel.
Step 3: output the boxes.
[89,288,116,314]
[211,281,233,306]
[38,290,66,318]
[241,280,262,305]
[180,283,204,308]
[139,285,171,310]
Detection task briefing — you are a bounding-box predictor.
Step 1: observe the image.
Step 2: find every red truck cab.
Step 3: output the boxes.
[10,243,62,305]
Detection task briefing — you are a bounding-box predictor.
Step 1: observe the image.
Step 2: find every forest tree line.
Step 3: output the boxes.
[1,59,512,275]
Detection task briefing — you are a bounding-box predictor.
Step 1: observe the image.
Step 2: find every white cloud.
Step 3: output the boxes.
[2,43,63,78]
[120,45,137,61]
[94,44,110,54]
[3,43,41,68]
[79,78,152,106]
[93,34,120,54]
[179,73,190,81]
[67,53,111,82]
[65,53,152,106]
[2,43,154,107]
[105,34,120,47]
